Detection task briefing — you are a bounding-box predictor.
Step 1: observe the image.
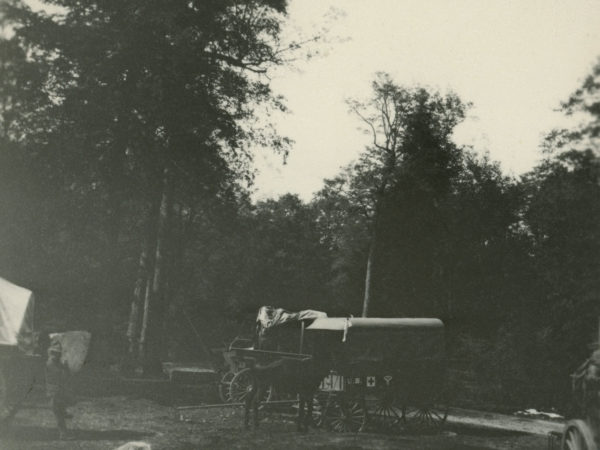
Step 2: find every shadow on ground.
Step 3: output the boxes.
[1,425,151,442]
[448,423,528,437]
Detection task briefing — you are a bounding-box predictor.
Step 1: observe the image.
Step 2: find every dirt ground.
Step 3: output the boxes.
[1,393,552,450]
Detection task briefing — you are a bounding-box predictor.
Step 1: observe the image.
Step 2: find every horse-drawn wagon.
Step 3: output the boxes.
[221,306,448,432]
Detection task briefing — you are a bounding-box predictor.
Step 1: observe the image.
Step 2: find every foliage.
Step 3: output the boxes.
[310,68,599,410]
[0,0,298,365]
[0,0,599,410]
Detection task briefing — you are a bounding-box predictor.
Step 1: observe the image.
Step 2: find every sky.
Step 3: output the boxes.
[251,0,600,201]
[21,0,600,202]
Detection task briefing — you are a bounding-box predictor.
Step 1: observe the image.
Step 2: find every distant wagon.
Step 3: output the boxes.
[557,349,600,450]
[222,306,448,432]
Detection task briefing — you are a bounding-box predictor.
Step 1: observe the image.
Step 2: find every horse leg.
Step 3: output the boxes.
[297,394,304,431]
[306,393,314,428]
[252,385,261,429]
[244,387,254,429]
[244,377,258,430]
[297,394,307,432]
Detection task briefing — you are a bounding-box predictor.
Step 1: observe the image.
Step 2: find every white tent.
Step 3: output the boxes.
[0,277,34,351]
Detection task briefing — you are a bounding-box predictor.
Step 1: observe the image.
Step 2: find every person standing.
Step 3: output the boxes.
[584,348,600,432]
[45,341,72,440]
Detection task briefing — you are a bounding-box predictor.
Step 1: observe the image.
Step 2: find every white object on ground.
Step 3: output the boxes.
[114,442,151,450]
[514,408,564,420]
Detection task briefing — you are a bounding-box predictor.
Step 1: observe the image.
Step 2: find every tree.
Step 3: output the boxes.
[545,57,600,155]
[439,152,526,328]
[522,149,600,392]
[529,58,600,361]
[311,169,372,315]
[1,0,300,371]
[347,74,468,316]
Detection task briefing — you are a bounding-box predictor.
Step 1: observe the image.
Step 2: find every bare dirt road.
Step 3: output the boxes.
[448,406,563,436]
[0,394,557,450]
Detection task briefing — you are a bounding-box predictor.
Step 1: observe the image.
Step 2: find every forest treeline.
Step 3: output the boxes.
[0,1,599,411]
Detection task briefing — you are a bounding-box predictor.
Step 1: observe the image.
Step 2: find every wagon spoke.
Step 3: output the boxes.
[382,407,390,420]
[369,388,404,431]
[565,430,576,450]
[330,417,344,432]
[572,430,581,450]
[373,402,402,429]
[425,410,434,426]
[218,371,235,403]
[228,369,254,403]
[565,429,579,450]
[403,398,448,431]
[562,424,592,450]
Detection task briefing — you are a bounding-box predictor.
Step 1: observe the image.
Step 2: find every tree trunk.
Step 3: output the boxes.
[361,237,376,318]
[138,275,153,367]
[126,194,161,366]
[126,242,149,356]
[362,197,382,318]
[138,166,172,373]
[93,180,125,364]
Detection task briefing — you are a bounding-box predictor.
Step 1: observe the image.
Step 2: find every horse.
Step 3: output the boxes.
[243,355,329,431]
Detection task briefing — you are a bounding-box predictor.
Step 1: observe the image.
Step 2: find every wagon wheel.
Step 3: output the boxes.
[218,371,235,403]
[323,394,367,433]
[402,400,448,430]
[370,390,403,430]
[561,420,596,450]
[228,368,273,404]
[310,391,331,428]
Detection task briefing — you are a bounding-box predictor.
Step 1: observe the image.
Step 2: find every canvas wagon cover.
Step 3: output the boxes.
[0,277,35,351]
[306,317,443,331]
[307,317,445,362]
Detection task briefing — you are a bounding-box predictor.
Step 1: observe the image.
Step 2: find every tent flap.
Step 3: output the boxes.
[0,277,35,352]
